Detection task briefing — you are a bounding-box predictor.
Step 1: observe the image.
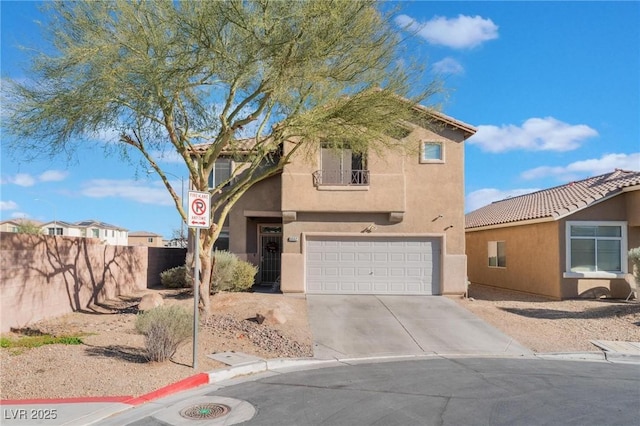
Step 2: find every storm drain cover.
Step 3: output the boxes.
[180,403,231,420]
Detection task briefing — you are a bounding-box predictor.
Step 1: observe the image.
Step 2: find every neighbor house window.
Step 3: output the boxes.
[566,221,627,275]
[421,141,444,163]
[92,229,100,238]
[315,145,368,185]
[208,158,232,189]
[488,241,506,268]
[48,227,63,236]
[147,237,154,243]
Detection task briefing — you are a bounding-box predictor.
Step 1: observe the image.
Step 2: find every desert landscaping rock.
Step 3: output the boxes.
[138,293,164,311]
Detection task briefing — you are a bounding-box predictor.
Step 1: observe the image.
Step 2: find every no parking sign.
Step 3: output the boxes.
[187,191,210,228]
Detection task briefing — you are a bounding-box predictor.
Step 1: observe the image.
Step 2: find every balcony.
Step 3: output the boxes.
[312,169,370,187]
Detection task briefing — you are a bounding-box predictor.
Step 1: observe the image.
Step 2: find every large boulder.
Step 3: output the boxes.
[138,293,164,311]
[264,308,287,325]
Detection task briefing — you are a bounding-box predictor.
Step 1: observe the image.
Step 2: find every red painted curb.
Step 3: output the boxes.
[125,373,210,406]
[0,373,210,407]
[0,396,133,405]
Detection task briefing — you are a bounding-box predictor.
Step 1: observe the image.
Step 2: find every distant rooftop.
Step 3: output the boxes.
[465,169,640,229]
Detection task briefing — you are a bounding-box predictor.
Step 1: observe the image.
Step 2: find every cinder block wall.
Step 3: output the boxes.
[147,247,187,287]
[0,233,184,333]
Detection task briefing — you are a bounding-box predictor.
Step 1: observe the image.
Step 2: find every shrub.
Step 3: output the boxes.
[211,250,257,293]
[135,305,192,362]
[231,260,258,292]
[160,265,189,288]
[629,247,640,281]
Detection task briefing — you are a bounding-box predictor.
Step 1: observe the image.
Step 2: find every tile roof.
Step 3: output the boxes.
[466,169,640,229]
[129,231,163,237]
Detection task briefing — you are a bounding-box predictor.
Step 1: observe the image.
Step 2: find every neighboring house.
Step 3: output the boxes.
[1,218,129,245]
[73,220,129,245]
[0,218,43,233]
[198,107,476,295]
[465,169,640,299]
[129,231,165,247]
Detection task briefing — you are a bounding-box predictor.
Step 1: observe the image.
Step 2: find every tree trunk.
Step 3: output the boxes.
[198,241,213,317]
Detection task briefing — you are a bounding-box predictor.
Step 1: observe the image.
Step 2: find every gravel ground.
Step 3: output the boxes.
[0,289,313,400]
[453,284,640,353]
[1,285,639,400]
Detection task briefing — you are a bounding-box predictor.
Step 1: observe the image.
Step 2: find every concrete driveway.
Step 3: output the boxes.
[307,295,532,359]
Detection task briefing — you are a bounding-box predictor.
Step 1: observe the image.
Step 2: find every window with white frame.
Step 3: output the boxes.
[488,241,506,268]
[208,158,232,189]
[420,141,444,163]
[92,229,100,238]
[566,221,627,274]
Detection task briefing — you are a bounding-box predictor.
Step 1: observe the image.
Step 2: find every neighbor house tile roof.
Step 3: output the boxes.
[466,169,640,229]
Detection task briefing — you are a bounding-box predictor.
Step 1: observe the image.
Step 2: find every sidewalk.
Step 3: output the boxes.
[1,347,639,426]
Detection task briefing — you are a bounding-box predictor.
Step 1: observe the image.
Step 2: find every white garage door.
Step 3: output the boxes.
[306,236,440,295]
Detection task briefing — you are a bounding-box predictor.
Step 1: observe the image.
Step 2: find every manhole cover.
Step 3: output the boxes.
[179,403,231,420]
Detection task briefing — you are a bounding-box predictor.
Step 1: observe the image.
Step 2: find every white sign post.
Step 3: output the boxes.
[187,191,210,370]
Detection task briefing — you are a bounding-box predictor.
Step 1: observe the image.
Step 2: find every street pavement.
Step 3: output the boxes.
[98,356,640,425]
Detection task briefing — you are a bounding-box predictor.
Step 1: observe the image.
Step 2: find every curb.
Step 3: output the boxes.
[124,373,210,406]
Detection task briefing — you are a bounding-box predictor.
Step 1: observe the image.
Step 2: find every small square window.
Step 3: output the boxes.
[421,142,444,163]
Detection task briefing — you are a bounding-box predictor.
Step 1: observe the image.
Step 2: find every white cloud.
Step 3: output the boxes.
[432,57,464,75]
[468,117,598,153]
[11,173,36,187]
[149,150,184,164]
[466,188,540,212]
[80,179,175,206]
[0,200,19,211]
[396,14,498,49]
[521,152,640,181]
[39,170,69,182]
[6,170,69,186]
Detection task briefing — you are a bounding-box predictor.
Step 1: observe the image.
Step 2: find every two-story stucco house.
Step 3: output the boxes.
[204,107,476,295]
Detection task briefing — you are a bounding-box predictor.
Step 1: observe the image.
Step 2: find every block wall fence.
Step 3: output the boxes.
[0,232,186,332]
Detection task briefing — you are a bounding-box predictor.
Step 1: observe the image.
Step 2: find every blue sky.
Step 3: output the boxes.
[1,1,639,239]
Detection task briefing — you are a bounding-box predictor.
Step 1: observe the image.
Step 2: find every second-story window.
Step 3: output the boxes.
[421,141,444,163]
[317,145,368,185]
[208,158,232,189]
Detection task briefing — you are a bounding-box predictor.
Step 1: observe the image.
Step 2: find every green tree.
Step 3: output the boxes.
[5,0,438,315]
[16,221,43,235]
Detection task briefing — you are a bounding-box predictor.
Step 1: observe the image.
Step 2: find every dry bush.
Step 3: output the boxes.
[134,305,193,362]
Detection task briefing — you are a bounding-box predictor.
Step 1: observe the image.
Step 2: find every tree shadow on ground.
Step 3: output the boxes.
[500,303,640,321]
[84,344,148,363]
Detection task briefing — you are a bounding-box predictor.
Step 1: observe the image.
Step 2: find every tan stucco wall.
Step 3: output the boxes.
[0,232,148,332]
[228,175,282,267]
[277,124,467,294]
[466,221,562,299]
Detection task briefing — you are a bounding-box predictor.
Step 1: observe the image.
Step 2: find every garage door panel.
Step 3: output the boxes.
[306,236,440,295]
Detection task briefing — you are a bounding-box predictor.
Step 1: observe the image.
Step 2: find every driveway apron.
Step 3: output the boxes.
[307,295,532,359]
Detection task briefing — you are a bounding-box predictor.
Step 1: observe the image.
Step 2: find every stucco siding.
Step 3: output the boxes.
[466,221,562,299]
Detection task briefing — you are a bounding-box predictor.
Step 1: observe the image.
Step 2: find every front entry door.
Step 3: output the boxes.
[259,225,282,284]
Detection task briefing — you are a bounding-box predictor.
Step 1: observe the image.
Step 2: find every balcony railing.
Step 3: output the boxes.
[312,169,370,186]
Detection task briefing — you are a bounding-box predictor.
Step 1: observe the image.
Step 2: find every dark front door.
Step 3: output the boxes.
[259,225,282,284]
